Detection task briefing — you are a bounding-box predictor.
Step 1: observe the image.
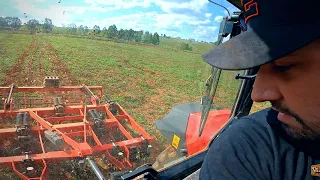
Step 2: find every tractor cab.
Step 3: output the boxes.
[0,0,271,179]
[121,3,267,179]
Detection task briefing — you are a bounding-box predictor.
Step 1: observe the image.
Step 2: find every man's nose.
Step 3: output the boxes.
[251,71,283,102]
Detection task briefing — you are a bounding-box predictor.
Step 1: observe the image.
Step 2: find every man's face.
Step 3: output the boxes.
[251,39,320,141]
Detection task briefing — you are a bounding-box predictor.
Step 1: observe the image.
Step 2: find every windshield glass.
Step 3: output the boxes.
[0,0,270,179]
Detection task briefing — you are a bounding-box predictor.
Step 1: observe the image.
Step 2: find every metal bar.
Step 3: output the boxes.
[89,125,102,146]
[83,105,88,143]
[104,105,116,119]
[40,159,48,180]
[114,114,128,120]
[79,108,84,116]
[0,104,105,118]
[1,151,80,164]
[29,110,82,151]
[0,138,144,164]
[11,161,30,180]
[82,85,95,96]
[87,157,106,180]
[19,103,52,105]
[82,85,100,104]
[64,131,84,137]
[38,125,46,153]
[103,106,133,139]
[105,148,126,170]
[121,142,133,169]
[24,92,27,109]
[116,104,153,140]
[0,86,103,92]
[0,121,118,137]
[4,84,15,111]
[44,115,84,123]
[116,121,133,140]
[93,137,144,152]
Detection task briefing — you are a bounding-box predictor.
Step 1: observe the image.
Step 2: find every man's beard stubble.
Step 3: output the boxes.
[270,101,320,142]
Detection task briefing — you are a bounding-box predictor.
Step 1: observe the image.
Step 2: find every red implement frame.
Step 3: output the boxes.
[0,85,153,180]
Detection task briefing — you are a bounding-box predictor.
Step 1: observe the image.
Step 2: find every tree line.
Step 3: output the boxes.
[0,16,161,46]
[0,16,53,34]
[63,23,160,45]
[0,17,22,31]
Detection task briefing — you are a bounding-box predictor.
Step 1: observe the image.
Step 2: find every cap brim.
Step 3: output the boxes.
[202,24,320,70]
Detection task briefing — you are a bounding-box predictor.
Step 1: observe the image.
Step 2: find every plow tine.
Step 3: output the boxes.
[83,105,88,143]
[0,83,154,179]
[29,110,82,152]
[87,157,106,180]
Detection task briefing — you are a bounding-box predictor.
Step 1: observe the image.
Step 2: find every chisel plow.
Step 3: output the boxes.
[0,77,153,180]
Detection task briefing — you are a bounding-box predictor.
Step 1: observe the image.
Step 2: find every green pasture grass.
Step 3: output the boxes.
[0,33,270,145]
[0,33,32,83]
[159,37,216,54]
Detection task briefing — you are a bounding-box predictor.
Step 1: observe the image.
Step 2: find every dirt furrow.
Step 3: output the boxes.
[45,43,76,85]
[2,37,36,86]
[2,35,76,87]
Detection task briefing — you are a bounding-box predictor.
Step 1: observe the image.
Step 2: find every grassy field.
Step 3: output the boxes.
[159,37,215,54]
[44,34,219,141]
[0,32,271,178]
[0,33,33,83]
[0,32,270,141]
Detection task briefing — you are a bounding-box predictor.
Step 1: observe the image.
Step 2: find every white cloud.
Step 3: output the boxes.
[12,0,121,26]
[154,0,208,13]
[155,13,211,29]
[84,0,209,15]
[80,11,213,40]
[12,0,73,25]
[193,25,218,42]
[214,15,223,23]
[35,0,47,3]
[84,0,151,10]
[205,13,212,18]
[10,0,225,42]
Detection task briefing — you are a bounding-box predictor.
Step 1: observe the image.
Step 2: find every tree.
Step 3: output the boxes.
[3,17,21,31]
[101,27,107,36]
[128,29,135,41]
[43,18,53,33]
[142,31,152,44]
[133,30,143,42]
[26,19,39,34]
[0,17,8,29]
[68,23,77,34]
[106,24,117,39]
[84,26,89,33]
[152,32,160,45]
[180,42,192,51]
[78,25,85,35]
[118,28,125,39]
[123,29,129,40]
[93,25,101,34]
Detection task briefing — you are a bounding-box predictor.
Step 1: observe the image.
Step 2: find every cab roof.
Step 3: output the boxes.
[227,0,243,10]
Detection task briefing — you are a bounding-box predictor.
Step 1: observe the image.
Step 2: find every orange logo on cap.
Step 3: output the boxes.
[241,0,259,23]
[311,165,320,177]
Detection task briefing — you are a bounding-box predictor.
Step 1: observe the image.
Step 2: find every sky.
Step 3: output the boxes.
[1,0,239,42]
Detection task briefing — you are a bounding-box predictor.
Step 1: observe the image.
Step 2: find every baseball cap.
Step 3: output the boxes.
[202,0,320,70]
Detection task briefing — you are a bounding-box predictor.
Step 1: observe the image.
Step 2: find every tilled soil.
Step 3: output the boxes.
[0,34,164,180]
[2,35,76,87]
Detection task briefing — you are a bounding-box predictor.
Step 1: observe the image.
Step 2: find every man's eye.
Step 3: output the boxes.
[273,64,294,72]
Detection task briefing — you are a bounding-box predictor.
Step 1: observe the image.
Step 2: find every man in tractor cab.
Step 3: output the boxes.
[199,0,319,179]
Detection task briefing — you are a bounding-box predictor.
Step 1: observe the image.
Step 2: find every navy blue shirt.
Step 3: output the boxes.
[200,108,320,179]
